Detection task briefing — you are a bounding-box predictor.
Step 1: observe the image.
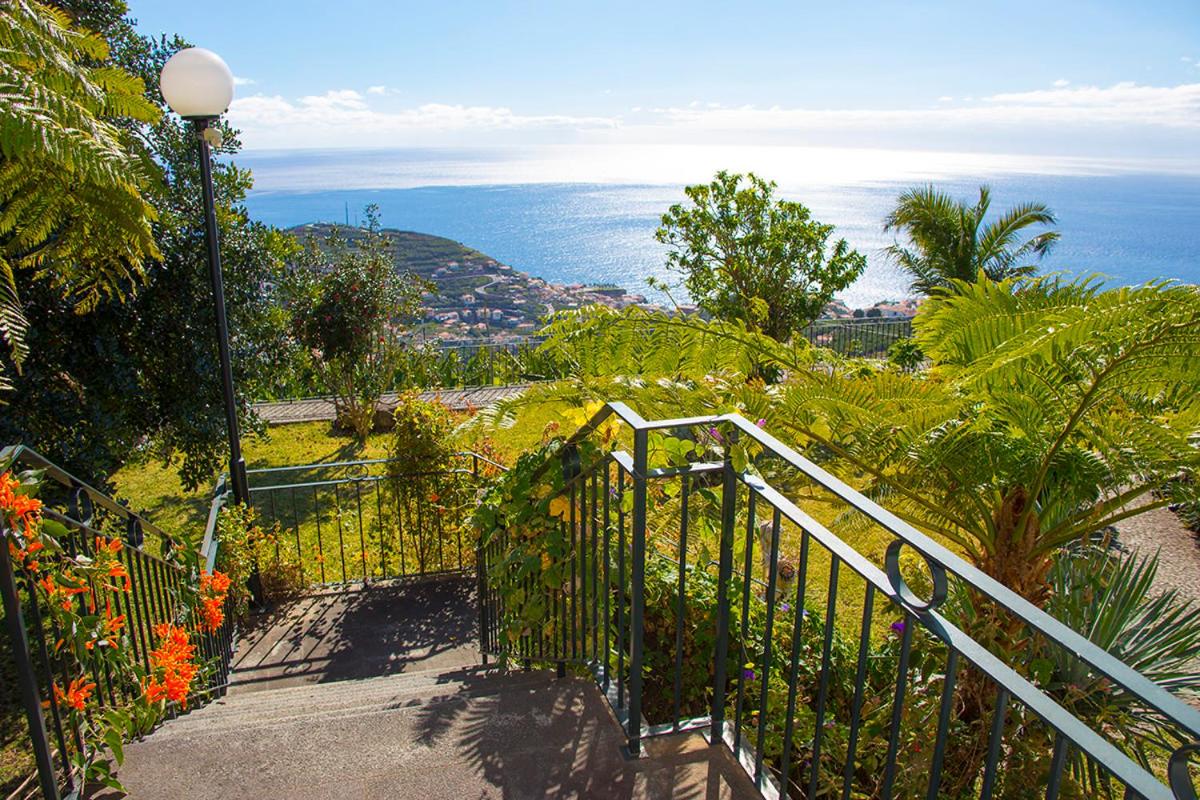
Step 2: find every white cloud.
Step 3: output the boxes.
[366,85,388,95]
[229,90,616,148]
[1052,78,1070,87]
[233,76,255,86]
[227,80,1200,162]
[650,82,1200,133]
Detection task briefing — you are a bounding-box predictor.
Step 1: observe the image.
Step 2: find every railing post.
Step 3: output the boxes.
[477,543,489,664]
[0,526,62,800]
[627,426,648,757]
[711,425,738,747]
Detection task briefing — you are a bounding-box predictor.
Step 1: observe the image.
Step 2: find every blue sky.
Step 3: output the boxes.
[133,0,1200,165]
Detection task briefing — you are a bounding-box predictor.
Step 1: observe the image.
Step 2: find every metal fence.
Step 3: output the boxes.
[395,336,556,388]
[0,446,234,800]
[800,316,914,356]
[245,452,504,592]
[478,404,1200,799]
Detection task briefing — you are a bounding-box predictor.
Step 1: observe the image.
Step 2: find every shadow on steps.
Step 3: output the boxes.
[229,575,480,693]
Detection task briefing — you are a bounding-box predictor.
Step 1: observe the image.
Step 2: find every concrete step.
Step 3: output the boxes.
[160,667,555,737]
[117,671,763,800]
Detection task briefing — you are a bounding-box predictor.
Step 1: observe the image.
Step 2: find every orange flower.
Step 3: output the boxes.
[92,536,131,592]
[53,677,96,712]
[1,472,44,567]
[39,573,89,612]
[197,570,232,632]
[144,623,197,708]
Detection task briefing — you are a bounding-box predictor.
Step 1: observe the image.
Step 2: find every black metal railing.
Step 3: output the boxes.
[478,404,1200,799]
[0,446,235,800]
[800,316,913,356]
[393,336,559,389]
[244,452,504,592]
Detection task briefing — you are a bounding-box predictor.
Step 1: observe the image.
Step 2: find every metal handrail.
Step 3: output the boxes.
[4,444,183,552]
[245,450,506,477]
[1,445,236,800]
[540,402,1200,742]
[479,403,1200,798]
[240,452,506,591]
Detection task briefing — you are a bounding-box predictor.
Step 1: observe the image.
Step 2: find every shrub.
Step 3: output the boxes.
[387,392,457,475]
[216,503,305,606]
[885,337,924,371]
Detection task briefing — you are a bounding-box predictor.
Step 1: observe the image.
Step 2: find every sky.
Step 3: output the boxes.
[132,0,1200,169]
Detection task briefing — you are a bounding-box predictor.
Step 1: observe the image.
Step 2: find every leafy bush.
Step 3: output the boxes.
[216,503,304,606]
[388,392,457,475]
[885,337,924,371]
[287,206,429,438]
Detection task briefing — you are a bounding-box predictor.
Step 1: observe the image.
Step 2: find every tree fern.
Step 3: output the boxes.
[0,0,161,387]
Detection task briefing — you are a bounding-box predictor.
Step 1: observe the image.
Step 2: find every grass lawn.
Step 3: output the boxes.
[110,396,568,543]
[110,395,917,640]
[112,423,394,542]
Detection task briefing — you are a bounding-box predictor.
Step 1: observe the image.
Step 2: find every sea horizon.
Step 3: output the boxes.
[237,145,1200,308]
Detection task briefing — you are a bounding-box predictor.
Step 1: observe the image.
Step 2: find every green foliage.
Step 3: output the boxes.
[539,304,818,380]
[0,0,161,389]
[883,184,1059,295]
[216,502,303,604]
[1045,542,1200,788]
[885,337,924,371]
[387,392,456,475]
[779,277,1200,601]
[215,503,267,619]
[0,17,296,489]
[656,171,866,341]
[287,206,429,438]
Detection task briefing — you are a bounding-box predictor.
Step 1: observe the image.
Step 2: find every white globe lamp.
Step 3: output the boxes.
[156,47,250,508]
[159,47,235,119]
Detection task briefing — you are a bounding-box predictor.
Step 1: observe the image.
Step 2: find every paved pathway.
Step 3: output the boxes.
[254,384,530,425]
[1116,504,1200,607]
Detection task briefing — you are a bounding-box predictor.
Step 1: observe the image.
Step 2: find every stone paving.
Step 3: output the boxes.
[254,384,530,425]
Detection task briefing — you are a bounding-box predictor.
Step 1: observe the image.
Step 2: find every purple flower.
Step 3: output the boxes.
[890,620,906,635]
[709,426,723,442]
[780,602,791,613]
[756,418,766,428]
[742,668,756,682]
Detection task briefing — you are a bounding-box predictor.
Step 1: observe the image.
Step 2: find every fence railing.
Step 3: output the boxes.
[393,336,559,389]
[244,452,504,593]
[800,316,913,356]
[478,403,1200,799]
[0,446,235,800]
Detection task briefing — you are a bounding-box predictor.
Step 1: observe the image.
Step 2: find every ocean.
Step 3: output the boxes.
[238,146,1200,308]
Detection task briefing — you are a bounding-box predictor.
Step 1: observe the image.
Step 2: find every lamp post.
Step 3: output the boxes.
[159,48,249,504]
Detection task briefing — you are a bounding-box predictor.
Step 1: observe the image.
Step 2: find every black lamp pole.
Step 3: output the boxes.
[193,117,248,503]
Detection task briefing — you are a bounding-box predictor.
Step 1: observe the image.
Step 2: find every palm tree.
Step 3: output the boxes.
[0,1,161,391]
[883,184,1059,295]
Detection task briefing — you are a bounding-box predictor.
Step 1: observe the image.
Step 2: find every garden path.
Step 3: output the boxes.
[254,384,530,425]
[1115,505,1200,607]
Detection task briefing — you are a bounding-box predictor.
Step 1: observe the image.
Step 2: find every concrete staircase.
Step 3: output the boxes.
[113,578,761,799]
[116,665,759,799]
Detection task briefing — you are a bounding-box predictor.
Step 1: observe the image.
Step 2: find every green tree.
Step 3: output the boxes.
[0,7,298,490]
[287,208,429,439]
[656,171,865,341]
[0,0,160,390]
[883,184,1059,295]
[781,276,1200,603]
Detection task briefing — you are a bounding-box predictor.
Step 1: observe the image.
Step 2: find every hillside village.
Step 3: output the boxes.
[290,223,916,341]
